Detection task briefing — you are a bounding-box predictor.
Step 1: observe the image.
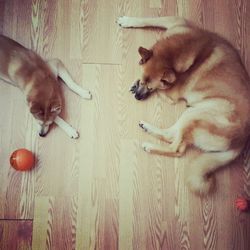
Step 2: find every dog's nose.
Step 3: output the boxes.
[135,94,143,100]
[39,132,46,137]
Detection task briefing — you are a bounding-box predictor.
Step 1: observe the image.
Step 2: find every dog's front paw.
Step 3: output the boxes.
[139,121,148,132]
[117,16,134,28]
[68,127,79,139]
[142,142,154,153]
[78,89,92,100]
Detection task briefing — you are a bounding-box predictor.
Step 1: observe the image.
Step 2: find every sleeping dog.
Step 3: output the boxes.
[118,16,250,195]
[0,35,91,138]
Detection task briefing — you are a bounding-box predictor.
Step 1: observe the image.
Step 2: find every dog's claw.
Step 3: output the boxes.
[71,131,79,139]
[139,121,148,132]
[117,16,134,28]
[142,142,153,153]
[78,89,92,100]
[88,91,92,100]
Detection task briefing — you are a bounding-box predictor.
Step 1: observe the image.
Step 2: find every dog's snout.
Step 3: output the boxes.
[135,93,143,100]
[38,124,49,137]
[39,128,48,137]
[39,132,46,137]
[136,89,151,100]
[130,79,152,100]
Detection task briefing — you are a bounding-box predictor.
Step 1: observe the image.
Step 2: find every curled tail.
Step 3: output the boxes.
[186,150,240,195]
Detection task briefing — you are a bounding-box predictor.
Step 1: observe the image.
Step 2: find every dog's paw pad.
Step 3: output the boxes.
[117,16,133,27]
[142,142,153,153]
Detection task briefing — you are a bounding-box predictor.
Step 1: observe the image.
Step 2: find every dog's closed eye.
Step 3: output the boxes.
[51,105,61,113]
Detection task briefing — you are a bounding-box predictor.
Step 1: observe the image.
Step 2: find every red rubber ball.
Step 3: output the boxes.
[10,149,35,171]
[235,198,248,211]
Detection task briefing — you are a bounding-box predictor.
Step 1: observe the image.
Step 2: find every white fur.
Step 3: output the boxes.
[54,116,79,139]
[186,150,239,195]
[142,142,154,153]
[117,16,187,30]
[193,128,229,151]
[47,59,92,100]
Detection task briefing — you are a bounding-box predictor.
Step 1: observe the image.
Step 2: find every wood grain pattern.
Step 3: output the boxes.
[0,0,250,249]
[150,0,162,9]
[0,220,33,250]
[119,140,137,250]
[32,196,78,250]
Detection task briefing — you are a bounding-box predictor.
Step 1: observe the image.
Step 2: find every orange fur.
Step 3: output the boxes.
[119,16,250,195]
[0,35,91,137]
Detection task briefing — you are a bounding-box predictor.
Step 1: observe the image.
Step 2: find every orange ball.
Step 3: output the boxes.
[10,149,35,171]
[235,198,249,212]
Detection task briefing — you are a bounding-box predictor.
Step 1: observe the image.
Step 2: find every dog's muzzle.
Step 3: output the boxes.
[130,80,151,100]
[38,124,49,137]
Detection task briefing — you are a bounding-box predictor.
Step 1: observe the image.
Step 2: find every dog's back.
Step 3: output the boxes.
[0,35,53,89]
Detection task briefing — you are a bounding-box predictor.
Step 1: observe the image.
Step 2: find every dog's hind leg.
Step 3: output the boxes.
[47,59,92,99]
[139,120,175,143]
[117,16,187,30]
[142,141,186,157]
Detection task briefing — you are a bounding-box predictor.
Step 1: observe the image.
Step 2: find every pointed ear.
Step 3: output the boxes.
[162,69,176,83]
[138,47,153,65]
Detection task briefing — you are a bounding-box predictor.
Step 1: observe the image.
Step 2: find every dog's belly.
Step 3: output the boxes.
[192,128,229,152]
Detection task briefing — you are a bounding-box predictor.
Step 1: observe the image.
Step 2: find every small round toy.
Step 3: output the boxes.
[10,149,35,171]
[235,197,249,212]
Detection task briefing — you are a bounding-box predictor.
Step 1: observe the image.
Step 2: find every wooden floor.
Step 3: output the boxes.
[0,0,250,249]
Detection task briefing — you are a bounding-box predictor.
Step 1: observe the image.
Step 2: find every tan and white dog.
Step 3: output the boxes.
[0,35,91,138]
[117,16,250,195]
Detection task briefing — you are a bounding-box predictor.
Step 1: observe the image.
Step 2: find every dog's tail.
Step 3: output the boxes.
[185,149,240,195]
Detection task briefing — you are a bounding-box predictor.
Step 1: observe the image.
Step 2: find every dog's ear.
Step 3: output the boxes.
[138,47,153,65]
[50,103,62,114]
[161,69,176,85]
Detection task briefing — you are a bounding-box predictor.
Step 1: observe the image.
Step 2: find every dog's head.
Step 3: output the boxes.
[131,46,177,100]
[27,79,63,137]
[30,99,62,137]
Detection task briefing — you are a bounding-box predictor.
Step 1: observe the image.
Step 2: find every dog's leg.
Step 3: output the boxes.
[142,141,186,157]
[141,118,186,156]
[117,16,187,30]
[47,59,92,99]
[54,116,79,139]
[140,107,214,156]
[139,120,175,142]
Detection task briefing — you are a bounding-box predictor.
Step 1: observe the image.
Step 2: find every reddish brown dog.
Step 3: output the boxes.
[118,16,250,195]
[0,35,91,137]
